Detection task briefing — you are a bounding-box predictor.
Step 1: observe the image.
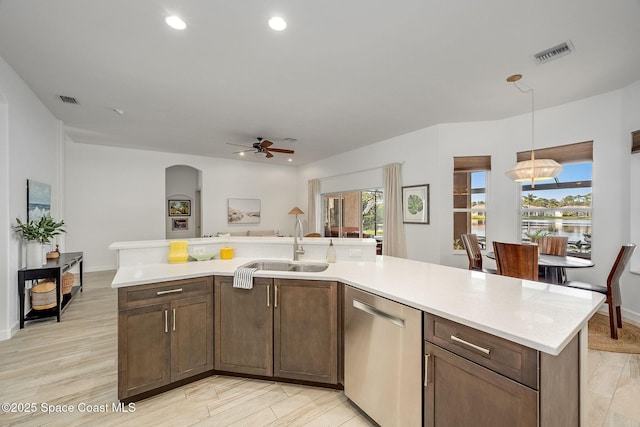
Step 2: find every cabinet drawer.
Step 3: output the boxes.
[423,313,538,389]
[119,276,213,309]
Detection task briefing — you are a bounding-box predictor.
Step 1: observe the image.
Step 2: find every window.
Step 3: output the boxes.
[518,141,593,258]
[322,189,383,238]
[453,156,491,250]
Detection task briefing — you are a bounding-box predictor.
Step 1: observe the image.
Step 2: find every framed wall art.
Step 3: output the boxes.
[172,218,189,230]
[228,198,261,224]
[27,179,51,221]
[168,199,191,216]
[402,184,429,224]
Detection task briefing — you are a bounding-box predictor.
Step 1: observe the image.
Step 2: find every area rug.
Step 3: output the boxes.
[588,313,640,353]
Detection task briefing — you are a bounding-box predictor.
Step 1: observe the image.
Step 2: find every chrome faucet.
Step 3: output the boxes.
[293,215,305,261]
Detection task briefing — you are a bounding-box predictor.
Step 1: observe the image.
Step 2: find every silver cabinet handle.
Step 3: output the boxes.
[164,310,168,333]
[172,308,176,331]
[267,285,270,307]
[352,299,405,328]
[451,335,491,355]
[274,285,278,308]
[157,288,183,296]
[424,354,430,387]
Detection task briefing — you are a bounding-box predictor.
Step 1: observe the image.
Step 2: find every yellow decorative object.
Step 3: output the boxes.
[220,247,234,260]
[168,240,189,264]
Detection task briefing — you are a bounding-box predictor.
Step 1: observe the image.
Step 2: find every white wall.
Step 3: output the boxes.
[624,80,640,312]
[64,141,299,271]
[0,55,62,339]
[299,83,639,323]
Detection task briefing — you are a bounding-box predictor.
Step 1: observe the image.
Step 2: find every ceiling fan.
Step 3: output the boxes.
[227,137,294,159]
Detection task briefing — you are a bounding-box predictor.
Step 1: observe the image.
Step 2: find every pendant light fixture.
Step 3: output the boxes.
[505,74,562,187]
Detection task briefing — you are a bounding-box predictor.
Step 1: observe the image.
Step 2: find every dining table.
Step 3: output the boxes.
[485,251,594,285]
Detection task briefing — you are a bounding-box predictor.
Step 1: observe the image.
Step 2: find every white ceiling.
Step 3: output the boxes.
[1,0,639,165]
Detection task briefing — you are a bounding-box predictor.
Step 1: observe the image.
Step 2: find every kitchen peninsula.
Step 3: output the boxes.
[111,237,604,425]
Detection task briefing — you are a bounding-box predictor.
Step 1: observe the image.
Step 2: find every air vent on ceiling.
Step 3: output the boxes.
[533,41,574,64]
[59,95,78,104]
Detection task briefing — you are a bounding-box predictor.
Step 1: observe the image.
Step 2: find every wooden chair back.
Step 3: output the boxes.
[538,236,568,256]
[460,234,483,271]
[607,244,636,308]
[492,241,539,281]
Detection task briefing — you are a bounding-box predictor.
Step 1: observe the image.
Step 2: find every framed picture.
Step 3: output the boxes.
[27,179,51,221]
[168,200,191,216]
[228,198,261,224]
[172,218,188,230]
[402,184,430,224]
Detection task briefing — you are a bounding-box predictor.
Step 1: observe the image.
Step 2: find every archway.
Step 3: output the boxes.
[165,165,202,239]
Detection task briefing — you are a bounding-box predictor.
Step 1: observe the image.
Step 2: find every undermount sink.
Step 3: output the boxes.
[240,260,329,273]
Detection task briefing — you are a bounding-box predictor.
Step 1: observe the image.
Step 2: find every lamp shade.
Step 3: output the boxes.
[288,207,304,215]
[505,157,563,182]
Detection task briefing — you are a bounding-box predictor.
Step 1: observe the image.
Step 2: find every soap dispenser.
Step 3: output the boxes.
[326,239,336,263]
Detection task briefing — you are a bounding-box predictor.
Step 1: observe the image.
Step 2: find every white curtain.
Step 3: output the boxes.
[382,163,407,257]
[307,178,321,234]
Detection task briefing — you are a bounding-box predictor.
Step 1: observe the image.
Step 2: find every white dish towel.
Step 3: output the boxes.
[233,267,258,289]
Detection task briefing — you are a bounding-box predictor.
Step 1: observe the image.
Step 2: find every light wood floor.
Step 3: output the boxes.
[1,271,638,427]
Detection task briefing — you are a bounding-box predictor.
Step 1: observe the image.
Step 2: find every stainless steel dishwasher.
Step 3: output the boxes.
[344,286,422,426]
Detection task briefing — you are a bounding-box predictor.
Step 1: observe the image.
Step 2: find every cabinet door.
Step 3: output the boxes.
[170,294,214,382]
[214,277,273,376]
[424,342,537,427]
[118,303,171,400]
[274,279,338,384]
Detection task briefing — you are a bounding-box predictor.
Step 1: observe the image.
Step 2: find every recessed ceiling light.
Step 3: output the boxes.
[239,152,245,156]
[288,158,292,162]
[268,16,287,31]
[165,15,187,30]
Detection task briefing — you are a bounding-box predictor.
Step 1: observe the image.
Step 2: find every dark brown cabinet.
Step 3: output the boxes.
[214,276,339,385]
[214,277,273,376]
[118,276,213,401]
[274,278,338,384]
[423,313,579,427]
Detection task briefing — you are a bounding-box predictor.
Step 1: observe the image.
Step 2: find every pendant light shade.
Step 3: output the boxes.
[505,156,563,183]
[505,74,562,186]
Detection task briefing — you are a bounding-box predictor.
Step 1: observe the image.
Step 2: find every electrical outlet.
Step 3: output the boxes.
[348,248,362,257]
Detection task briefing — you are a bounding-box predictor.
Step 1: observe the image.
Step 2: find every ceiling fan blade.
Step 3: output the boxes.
[265,151,274,158]
[267,148,295,154]
[259,139,273,148]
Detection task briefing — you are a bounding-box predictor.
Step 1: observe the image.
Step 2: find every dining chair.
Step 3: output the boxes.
[492,241,539,281]
[565,243,636,339]
[304,233,322,237]
[538,236,569,283]
[460,234,497,274]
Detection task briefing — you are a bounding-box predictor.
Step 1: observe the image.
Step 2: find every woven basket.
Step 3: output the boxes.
[62,272,74,295]
[32,281,57,310]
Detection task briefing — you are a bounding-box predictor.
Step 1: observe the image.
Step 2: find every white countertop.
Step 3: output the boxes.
[112,255,604,356]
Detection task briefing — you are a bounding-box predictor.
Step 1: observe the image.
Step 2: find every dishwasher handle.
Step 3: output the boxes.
[352,299,405,328]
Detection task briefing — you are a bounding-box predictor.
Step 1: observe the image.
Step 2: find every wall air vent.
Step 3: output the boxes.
[59,95,78,104]
[533,41,574,64]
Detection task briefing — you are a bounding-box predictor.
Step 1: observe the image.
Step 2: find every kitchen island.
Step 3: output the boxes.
[111,238,605,425]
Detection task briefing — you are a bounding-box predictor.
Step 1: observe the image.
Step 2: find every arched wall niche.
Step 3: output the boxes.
[165,165,202,239]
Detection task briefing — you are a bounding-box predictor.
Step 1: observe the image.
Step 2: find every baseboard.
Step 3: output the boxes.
[0,322,19,341]
[621,307,640,327]
[84,265,117,273]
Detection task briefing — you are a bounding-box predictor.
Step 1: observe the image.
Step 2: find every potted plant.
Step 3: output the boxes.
[13,215,66,267]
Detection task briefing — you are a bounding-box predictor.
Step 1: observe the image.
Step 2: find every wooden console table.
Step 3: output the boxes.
[18,252,84,329]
